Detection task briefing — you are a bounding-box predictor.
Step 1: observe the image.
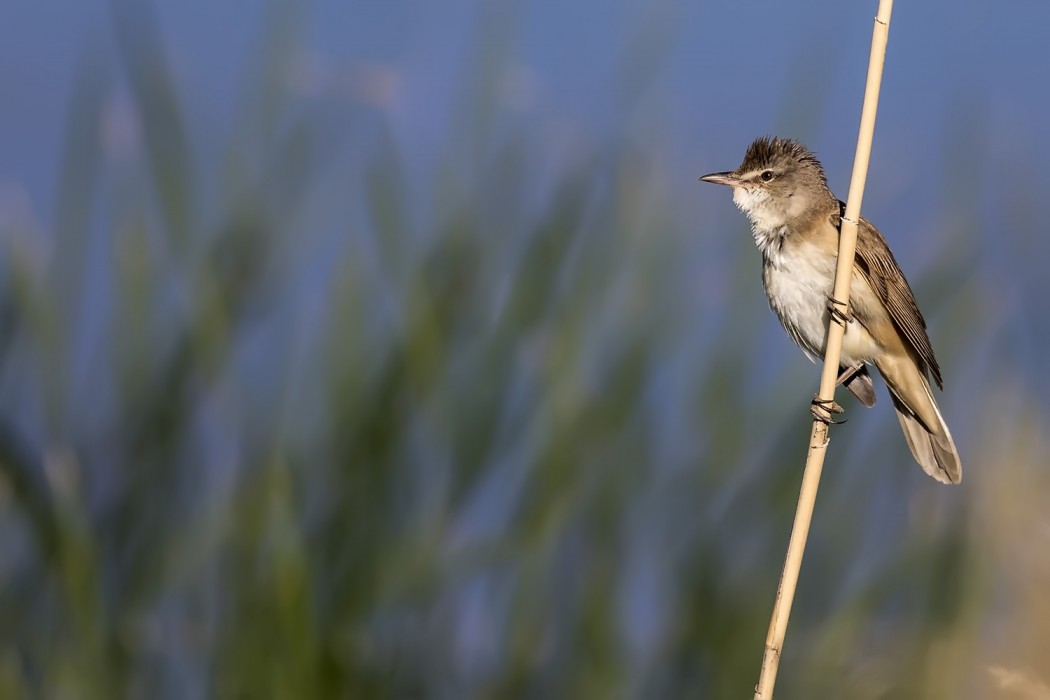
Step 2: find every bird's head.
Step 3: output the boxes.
[701,136,833,230]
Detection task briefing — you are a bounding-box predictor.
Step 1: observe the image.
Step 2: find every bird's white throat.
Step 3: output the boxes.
[733,187,790,257]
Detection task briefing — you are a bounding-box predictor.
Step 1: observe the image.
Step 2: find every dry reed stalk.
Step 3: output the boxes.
[752,1,896,698]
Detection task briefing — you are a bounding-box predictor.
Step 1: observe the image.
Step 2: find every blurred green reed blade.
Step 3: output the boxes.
[110,0,194,254]
[499,178,595,330]
[210,454,324,698]
[201,116,325,368]
[0,417,59,560]
[233,0,306,154]
[456,0,521,165]
[51,45,105,306]
[442,178,597,496]
[217,0,309,251]
[365,125,412,272]
[41,48,108,429]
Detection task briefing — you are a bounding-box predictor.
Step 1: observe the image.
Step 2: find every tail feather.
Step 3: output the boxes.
[876,354,962,485]
[890,393,961,484]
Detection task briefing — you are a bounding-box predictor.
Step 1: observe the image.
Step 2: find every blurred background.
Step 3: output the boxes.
[1,1,1048,698]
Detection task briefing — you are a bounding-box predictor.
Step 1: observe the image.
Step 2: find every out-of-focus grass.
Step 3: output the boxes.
[0,4,1048,700]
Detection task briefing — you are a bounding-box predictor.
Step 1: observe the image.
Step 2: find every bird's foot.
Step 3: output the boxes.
[826,295,853,327]
[811,395,847,424]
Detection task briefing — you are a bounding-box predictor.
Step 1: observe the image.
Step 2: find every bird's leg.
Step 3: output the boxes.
[811,394,846,424]
[836,362,864,386]
[826,295,853,327]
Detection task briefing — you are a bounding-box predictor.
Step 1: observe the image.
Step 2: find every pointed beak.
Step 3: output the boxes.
[699,171,743,187]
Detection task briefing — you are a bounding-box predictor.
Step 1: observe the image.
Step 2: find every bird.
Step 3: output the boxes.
[700,136,961,484]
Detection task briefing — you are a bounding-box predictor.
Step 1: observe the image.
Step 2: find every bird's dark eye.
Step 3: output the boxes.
[761,170,775,182]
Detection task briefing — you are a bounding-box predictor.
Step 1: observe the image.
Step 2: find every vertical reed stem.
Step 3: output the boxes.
[753,2,895,697]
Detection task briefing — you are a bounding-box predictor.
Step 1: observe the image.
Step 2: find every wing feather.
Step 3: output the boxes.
[833,203,943,389]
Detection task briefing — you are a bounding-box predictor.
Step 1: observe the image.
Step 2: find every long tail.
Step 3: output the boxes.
[876,355,962,484]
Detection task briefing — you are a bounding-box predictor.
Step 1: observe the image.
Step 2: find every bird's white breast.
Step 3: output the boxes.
[762,239,881,366]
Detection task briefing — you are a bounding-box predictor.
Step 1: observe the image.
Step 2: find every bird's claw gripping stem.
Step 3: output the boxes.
[827,296,853,327]
[811,395,847,425]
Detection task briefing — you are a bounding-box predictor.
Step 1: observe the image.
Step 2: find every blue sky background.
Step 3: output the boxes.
[6,1,1050,216]
[5,2,1050,364]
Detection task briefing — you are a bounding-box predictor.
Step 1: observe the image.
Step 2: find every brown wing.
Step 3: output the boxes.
[833,203,943,389]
